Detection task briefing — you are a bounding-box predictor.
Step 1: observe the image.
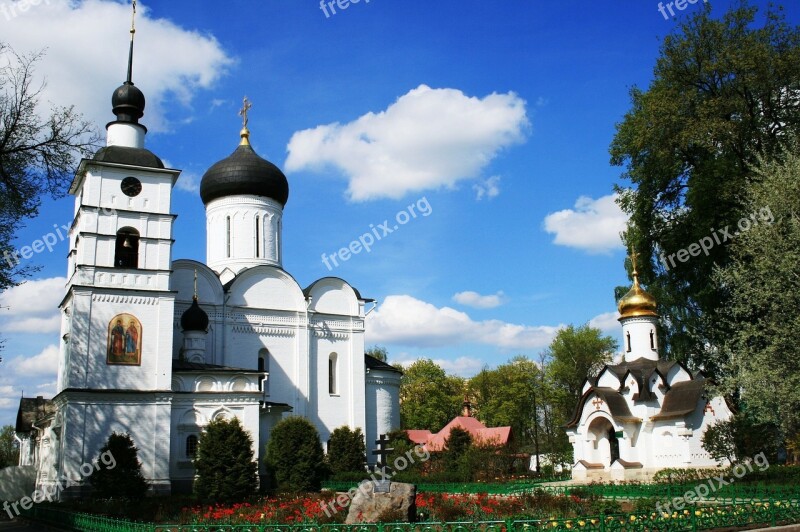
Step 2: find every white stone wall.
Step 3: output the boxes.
[619,316,659,361]
[365,370,401,464]
[206,195,284,274]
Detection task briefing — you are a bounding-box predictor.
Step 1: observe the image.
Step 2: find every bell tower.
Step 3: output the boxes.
[54,1,179,497]
[617,252,660,361]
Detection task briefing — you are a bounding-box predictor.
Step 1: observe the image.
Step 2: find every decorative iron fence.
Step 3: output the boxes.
[19,498,800,532]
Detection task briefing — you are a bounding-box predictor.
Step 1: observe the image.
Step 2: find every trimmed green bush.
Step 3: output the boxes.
[326,426,366,474]
[264,417,327,493]
[194,417,258,502]
[88,432,148,500]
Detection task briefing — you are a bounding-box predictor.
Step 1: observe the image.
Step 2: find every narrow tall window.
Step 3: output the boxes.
[186,435,198,458]
[255,216,261,258]
[114,228,140,269]
[626,331,632,353]
[329,353,338,395]
[226,216,231,258]
[650,330,655,350]
[258,348,269,394]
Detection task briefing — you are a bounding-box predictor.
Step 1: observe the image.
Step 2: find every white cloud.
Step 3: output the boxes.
[0,0,234,133]
[0,277,65,333]
[175,171,200,193]
[474,175,501,200]
[393,355,485,378]
[588,311,621,333]
[0,385,18,409]
[9,345,59,378]
[452,290,505,309]
[367,295,561,350]
[543,193,628,254]
[285,85,529,201]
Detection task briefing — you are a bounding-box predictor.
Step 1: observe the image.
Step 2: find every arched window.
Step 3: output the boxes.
[258,348,269,394]
[114,228,139,269]
[186,435,198,458]
[329,353,338,395]
[255,215,261,258]
[226,216,232,258]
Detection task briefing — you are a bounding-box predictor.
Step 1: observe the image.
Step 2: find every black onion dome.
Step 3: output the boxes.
[199,131,289,206]
[111,81,146,123]
[181,298,209,332]
[93,146,164,168]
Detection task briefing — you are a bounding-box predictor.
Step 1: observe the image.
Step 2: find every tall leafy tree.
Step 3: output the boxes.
[399,359,463,431]
[610,2,800,368]
[712,143,800,441]
[366,346,388,362]
[544,324,616,425]
[0,425,18,468]
[326,425,366,475]
[468,356,541,445]
[0,44,97,291]
[194,418,257,501]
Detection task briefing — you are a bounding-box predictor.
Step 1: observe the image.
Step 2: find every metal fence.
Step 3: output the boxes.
[20,498,800,532]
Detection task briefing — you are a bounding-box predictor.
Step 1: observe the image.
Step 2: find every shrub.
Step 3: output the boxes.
[194,417,258,502]
[88,432,148,500]
[327,426,366,475]
[265,417,327,493]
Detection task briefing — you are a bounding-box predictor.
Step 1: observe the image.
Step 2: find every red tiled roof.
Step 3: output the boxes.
[407,416,511,451]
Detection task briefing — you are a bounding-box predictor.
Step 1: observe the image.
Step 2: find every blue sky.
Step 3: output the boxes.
[1,0,797,427]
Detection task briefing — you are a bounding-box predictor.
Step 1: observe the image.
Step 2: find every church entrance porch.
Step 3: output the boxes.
[587,417,619,467]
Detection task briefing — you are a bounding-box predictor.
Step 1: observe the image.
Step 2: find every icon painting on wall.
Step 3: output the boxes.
[107,313,142,365]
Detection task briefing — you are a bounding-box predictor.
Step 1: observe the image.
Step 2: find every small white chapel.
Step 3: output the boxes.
[14,26,400,497]
[565,259,733,481]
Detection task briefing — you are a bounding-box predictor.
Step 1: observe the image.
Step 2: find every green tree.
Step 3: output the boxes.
[712,143,800,440]
[264,417,327,493]
[88,433,148,500]
[399,359,463,431]
[610,2,800,367]
[0,44,97,292]
[0,425,19,468]
[366,346,388,362]
[468,356,540,446]
[326,425,366,475]
[544,325,616,425]
[194,417,257,501]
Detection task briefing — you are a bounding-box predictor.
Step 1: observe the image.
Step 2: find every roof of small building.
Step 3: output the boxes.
[651,378,707,420]
[365,354,403,374]
[15,396,56,433]
[93,146,165,169]
[407,415,512,452]
[600,357,681,402]
[565,386,641,428]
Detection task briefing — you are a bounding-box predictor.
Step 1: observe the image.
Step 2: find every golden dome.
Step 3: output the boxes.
[618,258,658,320]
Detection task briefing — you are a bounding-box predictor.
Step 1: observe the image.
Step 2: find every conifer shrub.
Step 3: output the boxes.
[326,425,366,475]
[88,432,148,500]
[194,417,258,501]
[264,417,327,493]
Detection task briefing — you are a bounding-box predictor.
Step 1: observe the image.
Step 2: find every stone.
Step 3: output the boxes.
[345,481,416,524]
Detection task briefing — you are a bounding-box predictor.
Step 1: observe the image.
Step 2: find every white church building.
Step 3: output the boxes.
[565,260,733,482]
[15,40,401,497]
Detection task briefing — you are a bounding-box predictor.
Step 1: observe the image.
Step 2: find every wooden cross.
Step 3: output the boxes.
[372,434,394,478]
[239,96,252,128]
[592,398,604,410]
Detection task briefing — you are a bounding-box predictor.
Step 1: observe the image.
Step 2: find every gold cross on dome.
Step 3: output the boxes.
[239,96,252,128]
[630,250,640,274]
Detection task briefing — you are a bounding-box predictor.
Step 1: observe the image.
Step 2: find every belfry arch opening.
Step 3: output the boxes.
[114,228,140,269]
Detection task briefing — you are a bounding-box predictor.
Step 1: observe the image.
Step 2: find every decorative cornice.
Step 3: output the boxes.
[92,293,161,305]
